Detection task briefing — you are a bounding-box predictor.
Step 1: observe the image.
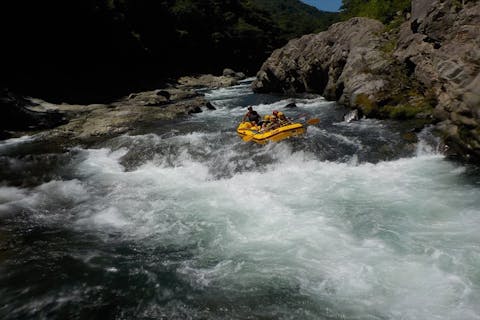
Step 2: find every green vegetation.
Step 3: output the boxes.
[383,104,429,119]
[355,76,437,121]
[253,0,340,40]
[7,0,342,101]
[99,0,339,72]
[355,93,377,116]
[9,0,340,75]
[357,92,436,121]
[380,38,398,56]
[340,0,411,24]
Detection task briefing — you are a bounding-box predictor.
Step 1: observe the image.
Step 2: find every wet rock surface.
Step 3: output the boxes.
[1,73,240,148]
[396,0,480,161]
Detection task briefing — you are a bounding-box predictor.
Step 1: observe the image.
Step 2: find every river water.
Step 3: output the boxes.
[1,80,480,319]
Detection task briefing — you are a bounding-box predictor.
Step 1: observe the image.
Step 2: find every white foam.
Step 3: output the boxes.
[76,148,127,177]
[0,186,28,204]
[0,186,29,214]
[0,135,36,150]
[4,131,479,319]
[85,206,130,228]
[204,85,251,100]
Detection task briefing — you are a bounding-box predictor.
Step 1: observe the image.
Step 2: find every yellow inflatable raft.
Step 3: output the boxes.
[237,121,305,144]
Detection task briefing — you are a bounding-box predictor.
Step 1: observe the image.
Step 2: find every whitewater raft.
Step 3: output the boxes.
[237,121,305,144]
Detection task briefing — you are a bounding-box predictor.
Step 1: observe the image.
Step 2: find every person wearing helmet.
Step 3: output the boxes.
[272,110,291,125]
[264,114,280,131]
[242,106,261,125]
[259,114,273,132]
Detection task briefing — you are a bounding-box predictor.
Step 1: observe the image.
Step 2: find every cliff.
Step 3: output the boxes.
[252,0,480,162]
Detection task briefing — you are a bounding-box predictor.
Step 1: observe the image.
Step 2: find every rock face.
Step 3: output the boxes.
[252,1,480,162]
[395,0,480,161]
[252,18,392,105]
[252,17,425,118]
[177,70,246,89]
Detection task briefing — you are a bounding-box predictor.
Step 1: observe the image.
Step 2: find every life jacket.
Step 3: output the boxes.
[273,111,288,125]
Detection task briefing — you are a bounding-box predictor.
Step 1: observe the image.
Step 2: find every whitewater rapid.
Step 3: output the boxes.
[1,82,479,319]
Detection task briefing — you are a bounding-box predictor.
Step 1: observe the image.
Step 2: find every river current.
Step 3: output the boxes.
[1,80,480,319]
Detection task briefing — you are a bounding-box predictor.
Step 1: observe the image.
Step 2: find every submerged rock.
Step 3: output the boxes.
[206,102,216,110]
[284,102,297,109]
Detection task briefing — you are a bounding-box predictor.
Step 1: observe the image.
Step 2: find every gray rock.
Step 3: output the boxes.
[9,81,213,146]
[396,0,480,161]
[155,90,171,100]
[223,68,236,77]
[234,72,246,80]
[177,74,238,88]
[252,17,390,113]
[206,102,216,110]
[284,102,297,109]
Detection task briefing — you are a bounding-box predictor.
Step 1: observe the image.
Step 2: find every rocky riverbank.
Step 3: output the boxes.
[1,71,245,148]
[252,0,480,162]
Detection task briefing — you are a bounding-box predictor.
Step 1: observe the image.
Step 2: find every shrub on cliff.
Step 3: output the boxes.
[340,0,411,24]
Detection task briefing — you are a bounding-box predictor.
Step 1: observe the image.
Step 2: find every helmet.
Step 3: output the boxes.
[272,110,278,115]
[264,115,271,120]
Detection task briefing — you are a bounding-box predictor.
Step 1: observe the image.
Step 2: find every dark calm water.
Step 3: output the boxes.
[1,80,480,319]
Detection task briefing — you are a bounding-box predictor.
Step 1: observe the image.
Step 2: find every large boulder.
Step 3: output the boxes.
[177,74,238,88]
[252,18,399,112]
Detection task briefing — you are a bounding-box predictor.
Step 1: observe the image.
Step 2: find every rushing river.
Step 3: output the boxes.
[1,80,480,319]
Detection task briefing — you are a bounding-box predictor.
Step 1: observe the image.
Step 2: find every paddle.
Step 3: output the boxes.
[291,114,320,125]
[306,118,320,125]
